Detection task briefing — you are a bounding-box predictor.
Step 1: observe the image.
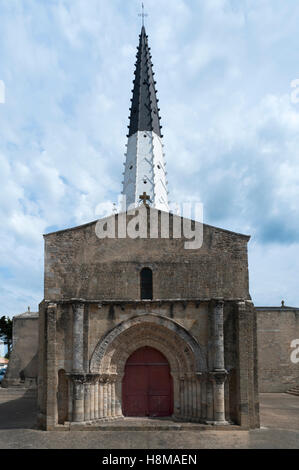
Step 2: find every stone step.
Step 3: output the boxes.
[65,422,244,432]
[285,385,299,396]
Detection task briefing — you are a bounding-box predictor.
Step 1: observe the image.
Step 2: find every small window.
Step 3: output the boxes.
[129,165,133,170]
[140,268,153,300]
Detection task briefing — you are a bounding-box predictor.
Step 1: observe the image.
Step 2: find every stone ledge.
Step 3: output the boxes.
[52,418,248,432]
[43,298,250,306]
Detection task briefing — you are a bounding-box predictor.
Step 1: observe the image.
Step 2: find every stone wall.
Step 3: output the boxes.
[43,210,251,302]
[256,306,299,392]
[2,311,39,388]
[37,211,259,430]
[37,298,259,429]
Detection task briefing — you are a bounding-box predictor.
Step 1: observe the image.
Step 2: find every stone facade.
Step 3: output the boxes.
[10,302,299,398]
[256,306,299,392]
[1,310,39,388]
[37,209,260,430]
[43,213,250,302]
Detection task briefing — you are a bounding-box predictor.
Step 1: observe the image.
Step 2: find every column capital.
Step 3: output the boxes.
[86,373,100,384]
[71,300,85,312]
[107,374,118,383]
[68,373,87,385]
[211,298,224,306]
[99,374,109,384]
[209,369,228,385]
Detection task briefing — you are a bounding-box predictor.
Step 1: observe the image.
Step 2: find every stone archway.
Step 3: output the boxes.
[89,313,207,422]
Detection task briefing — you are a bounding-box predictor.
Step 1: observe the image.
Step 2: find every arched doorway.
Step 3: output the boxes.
[122,346,173,417]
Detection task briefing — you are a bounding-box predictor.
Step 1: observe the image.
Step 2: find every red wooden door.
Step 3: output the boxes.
[122,346,173,417]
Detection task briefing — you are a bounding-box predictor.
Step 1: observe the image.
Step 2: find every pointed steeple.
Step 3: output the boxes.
[122,27,168,213]
[128,26,162,138]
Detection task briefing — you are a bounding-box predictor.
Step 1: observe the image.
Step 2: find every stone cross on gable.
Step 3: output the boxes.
[139,192,150,206]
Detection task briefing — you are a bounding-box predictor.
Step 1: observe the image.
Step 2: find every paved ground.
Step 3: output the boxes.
[0,390,298,449]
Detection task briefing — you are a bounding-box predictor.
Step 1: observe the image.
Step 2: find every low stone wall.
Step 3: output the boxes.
[1,311,39,389]
[256,306,299,392]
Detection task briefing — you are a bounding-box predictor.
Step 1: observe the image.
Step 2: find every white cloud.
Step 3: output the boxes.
[0,0,299,315]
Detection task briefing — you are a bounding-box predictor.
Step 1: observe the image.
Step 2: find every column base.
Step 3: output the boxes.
[69,416,124,428]
[205,420,229,426]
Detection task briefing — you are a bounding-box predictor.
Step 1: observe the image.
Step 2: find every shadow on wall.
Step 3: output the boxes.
[20,353,38,387]
[0,389,37,430]
[2,353,38,388]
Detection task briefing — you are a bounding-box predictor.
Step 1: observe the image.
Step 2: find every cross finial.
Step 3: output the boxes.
[139,191,150,206]
[138,3,148,27]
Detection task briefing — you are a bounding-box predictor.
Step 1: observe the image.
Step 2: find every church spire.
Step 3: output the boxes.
[128,26,162,138]
[122,26,169,212]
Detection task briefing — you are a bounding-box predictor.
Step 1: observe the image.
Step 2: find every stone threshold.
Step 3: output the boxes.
[51,418,248,432]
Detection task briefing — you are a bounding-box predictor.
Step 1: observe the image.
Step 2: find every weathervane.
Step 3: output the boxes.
[138,3,148,27]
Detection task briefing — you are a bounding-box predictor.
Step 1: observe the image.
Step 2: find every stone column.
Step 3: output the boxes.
[210,371,228,424]
[107,380,111,418]
[214,300,225,370]
[195,373,202,421]
[184,376,188,419]
[188,376,193,419]
[71,374,85,422]
[98,376,105,419]
[103,377,108,418]
[206,379,214,422]
[84,380,91,422]
[68,376,73,421]
[115,378,123,418]
[91,384,95,420]
[192,378,197,420]
[200,375,207,421]
[72,301,84,373]
[210,299,228,424]
[94,377,99,420]
[179,377,185,419]
[110,376,116,418]
[71,301,85,423]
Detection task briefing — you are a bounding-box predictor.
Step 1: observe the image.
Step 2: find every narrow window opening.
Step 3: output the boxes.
[140,267,153,300]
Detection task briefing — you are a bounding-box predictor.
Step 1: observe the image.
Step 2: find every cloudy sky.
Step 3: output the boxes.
[0,0,299,316]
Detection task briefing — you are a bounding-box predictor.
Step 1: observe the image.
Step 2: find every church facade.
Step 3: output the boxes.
[37,27,259,430]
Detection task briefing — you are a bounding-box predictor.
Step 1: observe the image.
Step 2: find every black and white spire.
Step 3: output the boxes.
[128,26,162,138]
[122,26,169,212]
